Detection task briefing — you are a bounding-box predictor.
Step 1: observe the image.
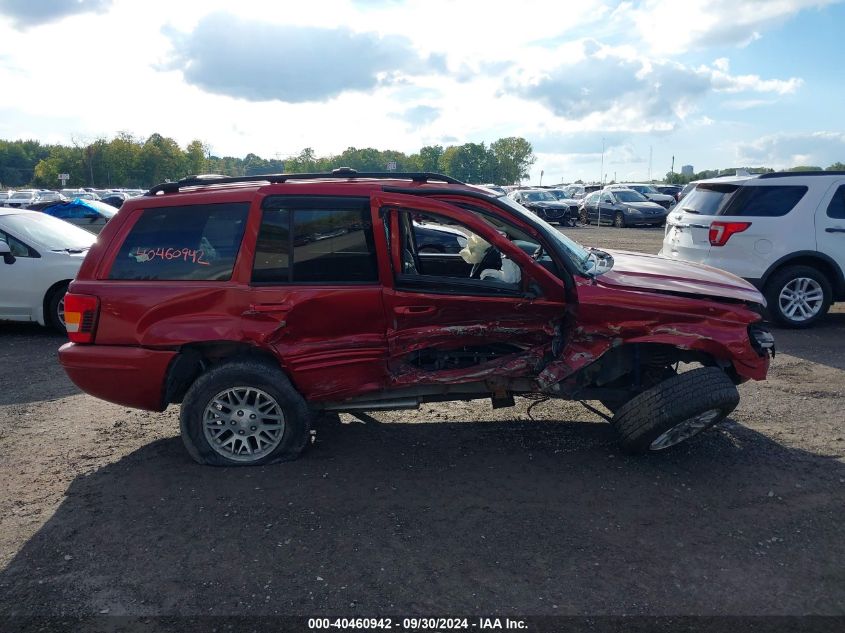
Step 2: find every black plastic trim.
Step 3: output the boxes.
[758,171,845,179]
[146,170,464,195]
[759,250,845,297]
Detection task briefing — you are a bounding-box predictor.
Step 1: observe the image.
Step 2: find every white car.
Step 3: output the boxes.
[0,209,96,331]
[660,171,845,327]
[607,183,676,210]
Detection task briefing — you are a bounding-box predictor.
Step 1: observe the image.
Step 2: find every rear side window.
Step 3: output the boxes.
[109,203,249,281]
[679,183,739,215]
[252,197,378,284]
[827,185,845,219]
[720,185,807,217]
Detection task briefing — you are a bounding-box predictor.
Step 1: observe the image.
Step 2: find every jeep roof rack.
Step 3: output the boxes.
[758,170,845,179]
[145,167,465,195]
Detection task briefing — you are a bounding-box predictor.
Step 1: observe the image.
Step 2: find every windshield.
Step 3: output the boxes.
[614,190,648,203]
[497,196,593,275]
[0,212,97,250]
[523,190,556,202]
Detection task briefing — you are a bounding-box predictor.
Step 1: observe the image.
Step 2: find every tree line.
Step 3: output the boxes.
[0,134,536,189]
[664,162,845,185]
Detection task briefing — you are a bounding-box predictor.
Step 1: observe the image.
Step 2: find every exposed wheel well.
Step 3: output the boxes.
[763,255,845,299]
[164,342,283,405]
[42,279,71,326]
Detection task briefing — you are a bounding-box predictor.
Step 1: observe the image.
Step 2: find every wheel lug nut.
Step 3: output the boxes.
[251,426,257,431]
[238,430,245,435]
[230,420,237,425]
[237,410,244,416]
[250,414,256,420]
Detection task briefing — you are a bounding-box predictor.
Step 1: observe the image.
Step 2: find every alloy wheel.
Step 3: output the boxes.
[202,387,286,462]
[778,277,824,322]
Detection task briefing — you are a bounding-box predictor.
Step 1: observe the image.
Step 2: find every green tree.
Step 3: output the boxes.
[826,162,845,171]
[140,133,188,184]
[441,143,496,183]
[490,137,535,185]
[185,140,208,176]
[788,165,822,172]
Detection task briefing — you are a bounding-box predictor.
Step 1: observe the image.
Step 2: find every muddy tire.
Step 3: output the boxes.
[180,360,312,466]
[611,367,739,454]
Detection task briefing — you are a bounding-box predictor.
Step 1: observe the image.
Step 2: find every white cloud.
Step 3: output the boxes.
[617,0,839,55]
[735,131,845,167]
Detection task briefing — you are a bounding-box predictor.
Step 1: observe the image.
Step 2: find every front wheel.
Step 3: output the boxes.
[614,212,626,228]
[180,360,312,466]
[579,209,589,224]
[611,367,739,454]
[764,265,831,328]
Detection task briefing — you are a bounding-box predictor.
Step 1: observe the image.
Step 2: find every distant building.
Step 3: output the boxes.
[681,164,694,177]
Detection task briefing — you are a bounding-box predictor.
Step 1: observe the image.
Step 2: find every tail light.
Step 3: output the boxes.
[64,293,99,343]
[709,221,751,246]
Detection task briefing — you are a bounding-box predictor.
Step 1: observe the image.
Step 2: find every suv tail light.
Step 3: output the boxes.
[709,221,751,246]
[64,293,99,343]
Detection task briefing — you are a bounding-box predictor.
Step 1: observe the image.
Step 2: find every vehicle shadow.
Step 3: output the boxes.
[1,417,843,617]
[772,312,845,370]
[0,323,78,405]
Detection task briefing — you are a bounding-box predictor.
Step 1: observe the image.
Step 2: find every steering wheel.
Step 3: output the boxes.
[469,246,502,279]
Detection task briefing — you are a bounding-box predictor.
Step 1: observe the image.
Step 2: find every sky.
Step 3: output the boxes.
[0,0,843,184]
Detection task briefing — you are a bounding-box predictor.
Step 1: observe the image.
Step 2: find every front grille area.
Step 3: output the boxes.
[657,199,672,209]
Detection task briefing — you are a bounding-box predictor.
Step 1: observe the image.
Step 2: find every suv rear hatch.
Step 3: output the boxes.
[661,182,743,263]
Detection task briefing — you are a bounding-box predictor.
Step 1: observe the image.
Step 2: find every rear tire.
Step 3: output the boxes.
[180,360,312,466]
[580,209,589,224]
[611,367,739,454]
[46,281,69,332]
[764,265,831,328]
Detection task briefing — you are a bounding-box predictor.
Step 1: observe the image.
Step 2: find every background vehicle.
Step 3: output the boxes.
[507,188,577,225]
[39,198,117,233]
[655,184,683,201]
[660,171,845,327]
[607,183,676,210]
[563,184,601,200]
[0,210,95,331]
[580,188,667,227]
[100,192,131,208]
[4,190,40,208]
[58,170,771,466]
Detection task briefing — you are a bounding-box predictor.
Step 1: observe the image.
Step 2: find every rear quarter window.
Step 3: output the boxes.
[108,202,249,281]
[720,185,808,217]
[827,185,845,219]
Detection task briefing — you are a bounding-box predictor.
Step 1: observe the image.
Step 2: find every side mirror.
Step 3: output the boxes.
[0,241,15,265]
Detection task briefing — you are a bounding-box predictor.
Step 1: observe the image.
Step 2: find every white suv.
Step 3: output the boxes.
[660,171,845,327]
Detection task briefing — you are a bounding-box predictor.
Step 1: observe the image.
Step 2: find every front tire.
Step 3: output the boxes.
[764,265,831,328]
[580,208,589,225]
[180,360,312,466]
[611,367,739,454]
[614,212,626,228]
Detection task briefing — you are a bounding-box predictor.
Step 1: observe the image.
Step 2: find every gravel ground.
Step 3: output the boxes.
[0,225,843,619]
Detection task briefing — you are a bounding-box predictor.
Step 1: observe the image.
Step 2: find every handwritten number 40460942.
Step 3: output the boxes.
[131,247,210,265]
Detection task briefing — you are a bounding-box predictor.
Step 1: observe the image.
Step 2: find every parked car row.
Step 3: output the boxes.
[2,187,145,209]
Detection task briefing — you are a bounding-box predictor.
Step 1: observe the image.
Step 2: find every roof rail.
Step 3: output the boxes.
[145,167,465,195]
[758,170,845,179]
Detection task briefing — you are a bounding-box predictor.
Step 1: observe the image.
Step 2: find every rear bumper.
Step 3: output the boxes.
[58,342,176,411]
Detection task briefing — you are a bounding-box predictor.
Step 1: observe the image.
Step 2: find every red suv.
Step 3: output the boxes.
[58,170,774,466]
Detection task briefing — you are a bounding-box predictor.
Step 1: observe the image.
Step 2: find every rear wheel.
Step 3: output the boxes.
[614,212,626,228]
[580,208,589,224]
[611,367,739,454]
[764,265,831,328]
[46,281,69,332]
[180,360,312,466]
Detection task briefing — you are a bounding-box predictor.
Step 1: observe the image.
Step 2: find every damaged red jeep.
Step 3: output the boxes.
[58,170,774,466]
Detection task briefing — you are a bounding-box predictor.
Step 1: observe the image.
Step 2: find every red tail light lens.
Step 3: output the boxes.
[63,293,99,343]
[709,221,751,246]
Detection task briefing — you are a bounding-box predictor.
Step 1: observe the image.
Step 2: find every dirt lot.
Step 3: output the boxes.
[0,225,843,618]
